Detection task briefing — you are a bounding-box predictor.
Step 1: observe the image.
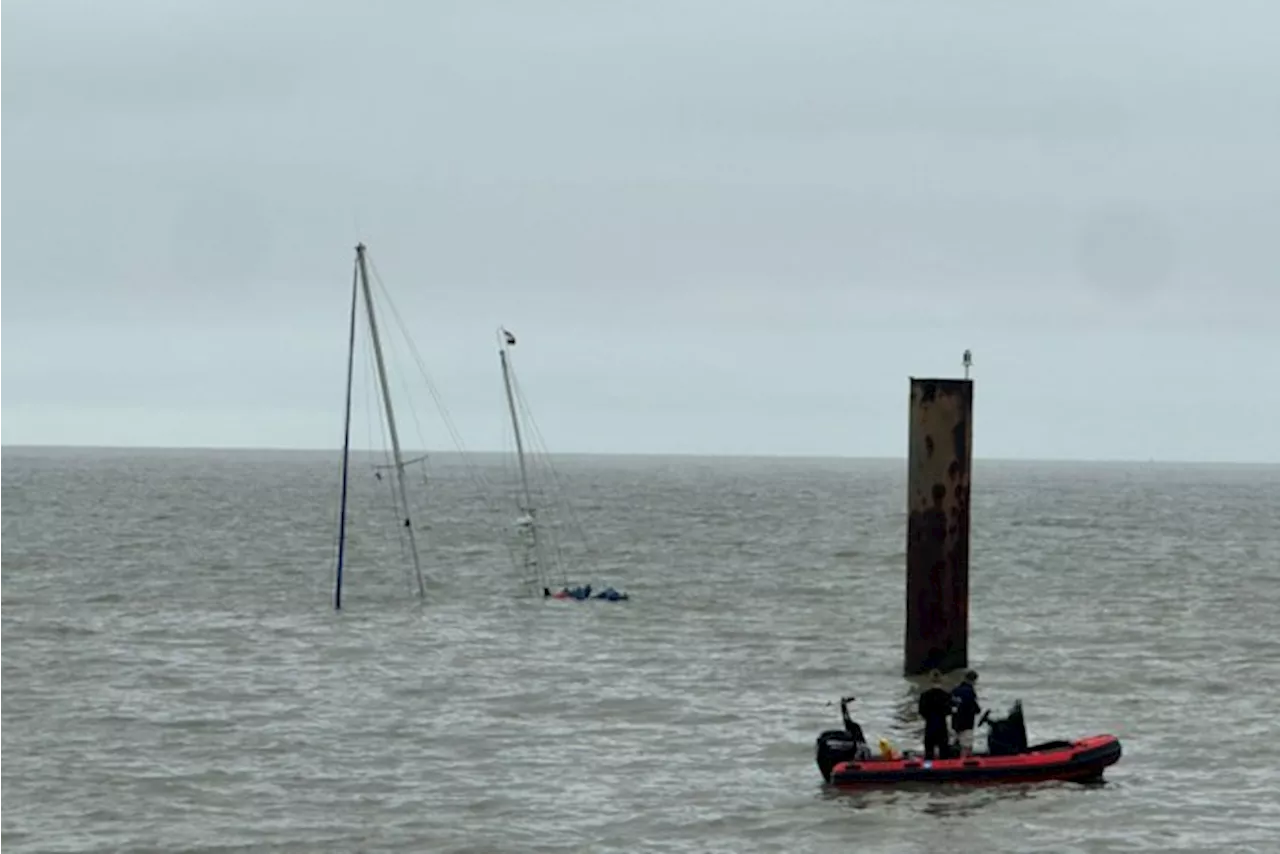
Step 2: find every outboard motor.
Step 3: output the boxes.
[815,729,863,783]
[816,695,873,781]
[985,700,1029,756]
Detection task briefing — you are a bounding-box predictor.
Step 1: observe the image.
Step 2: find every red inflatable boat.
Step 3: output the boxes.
[816,701,1122,788]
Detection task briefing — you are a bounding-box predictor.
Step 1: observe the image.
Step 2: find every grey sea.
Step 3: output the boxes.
[3,447,1279,853]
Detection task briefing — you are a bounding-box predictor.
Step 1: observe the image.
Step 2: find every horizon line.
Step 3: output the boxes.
[2,442,1276,467]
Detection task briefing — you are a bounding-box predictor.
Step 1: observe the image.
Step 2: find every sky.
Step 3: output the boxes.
[3,0,1278,462]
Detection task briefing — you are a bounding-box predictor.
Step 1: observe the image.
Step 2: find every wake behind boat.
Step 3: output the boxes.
[816,699,1122,788]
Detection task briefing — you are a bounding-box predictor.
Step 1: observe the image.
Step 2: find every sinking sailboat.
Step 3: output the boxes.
[332,243,433,609]
[496,327,629,602]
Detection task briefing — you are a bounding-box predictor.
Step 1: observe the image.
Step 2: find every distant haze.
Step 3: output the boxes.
[3,1,1278,462]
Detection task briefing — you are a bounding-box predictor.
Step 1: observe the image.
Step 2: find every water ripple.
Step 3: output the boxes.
[4,450,1279,852]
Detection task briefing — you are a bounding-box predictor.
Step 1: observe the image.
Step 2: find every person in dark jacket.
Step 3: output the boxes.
[917,669,953,759]
[950,670,981,756]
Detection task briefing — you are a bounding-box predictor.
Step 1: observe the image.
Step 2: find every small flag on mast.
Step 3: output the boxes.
[503,329,516,346]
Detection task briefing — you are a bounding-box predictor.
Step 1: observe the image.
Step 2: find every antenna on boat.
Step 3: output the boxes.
[962,349,973,380]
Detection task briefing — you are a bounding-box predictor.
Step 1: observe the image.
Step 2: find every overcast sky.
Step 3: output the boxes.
[3,1,1278,461]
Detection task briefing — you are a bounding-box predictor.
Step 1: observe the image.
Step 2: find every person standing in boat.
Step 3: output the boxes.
[917,670,953,760]
[950,670,981,757]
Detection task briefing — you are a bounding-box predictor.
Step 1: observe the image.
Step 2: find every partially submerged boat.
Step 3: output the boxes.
[816,700,1122,788]
[497,328,629,601]
[544,585,629,601]
[333,243,434,609]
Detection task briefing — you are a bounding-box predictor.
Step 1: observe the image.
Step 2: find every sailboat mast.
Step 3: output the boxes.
[334,261,360,611]
[355,243,427,600]
[500,349,533,511]
[499,329,542,584]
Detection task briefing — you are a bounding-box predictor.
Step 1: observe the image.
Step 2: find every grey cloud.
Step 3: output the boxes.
[3,0,1279,460]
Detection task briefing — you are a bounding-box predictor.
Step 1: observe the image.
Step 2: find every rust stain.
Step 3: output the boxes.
[904,377,973,676]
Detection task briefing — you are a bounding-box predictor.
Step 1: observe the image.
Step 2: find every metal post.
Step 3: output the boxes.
[904,377,974,675]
